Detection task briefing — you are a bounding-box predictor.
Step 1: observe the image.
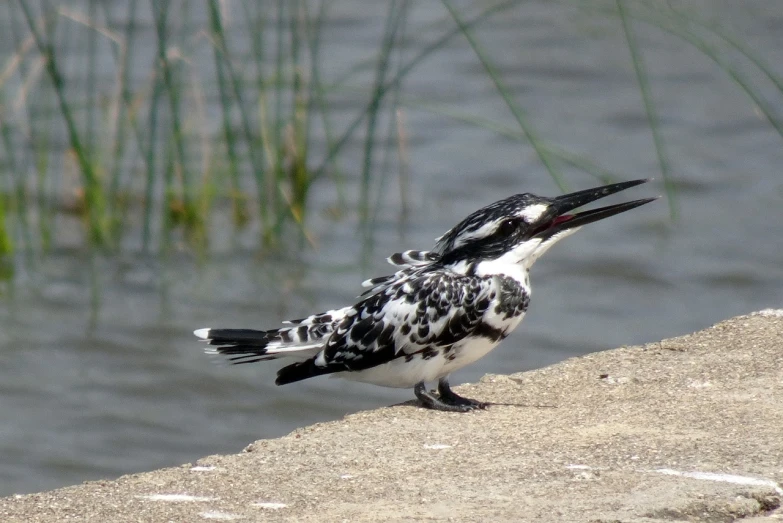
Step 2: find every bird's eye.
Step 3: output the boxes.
[498,218,519,236]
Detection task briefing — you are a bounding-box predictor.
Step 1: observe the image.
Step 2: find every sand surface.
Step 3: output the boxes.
[2,311,782,522]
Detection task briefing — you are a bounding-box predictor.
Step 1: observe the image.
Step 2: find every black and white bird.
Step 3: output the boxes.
[195,179,655,412]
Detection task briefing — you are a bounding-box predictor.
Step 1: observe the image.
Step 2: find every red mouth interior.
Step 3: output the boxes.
[533,213,574,236]
[552,214,574,226]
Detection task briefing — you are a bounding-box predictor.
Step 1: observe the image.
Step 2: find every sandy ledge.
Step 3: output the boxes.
[2,311,782,522]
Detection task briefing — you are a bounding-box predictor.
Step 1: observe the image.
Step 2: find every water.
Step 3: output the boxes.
[1,1,782,497]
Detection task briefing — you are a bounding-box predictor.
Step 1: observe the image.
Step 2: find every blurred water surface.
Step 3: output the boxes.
[1,1,782,496]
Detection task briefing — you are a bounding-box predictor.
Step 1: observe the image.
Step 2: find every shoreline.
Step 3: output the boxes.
[2,311,782,522]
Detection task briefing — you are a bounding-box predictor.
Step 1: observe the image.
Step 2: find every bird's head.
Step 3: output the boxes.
[434,179,656,272]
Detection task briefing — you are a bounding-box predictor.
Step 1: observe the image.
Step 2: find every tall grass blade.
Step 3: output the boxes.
[151,0,197,238]
[441,0,565,191]
[86,0,98,155]
[616,0,677,220]
[104,0,141,242]
[368,2,410,239]
[18,0,106,245]
[288,0,309,225]
[660,4,783,106]
[9,5,54,252]
[312,0,526,180]
[576,2,783,142]
[0,91,29,255]
[405,98,623,182]
[0,191,12,259]
[359,1,405,224]
[667,6,783,93]
[142,53,165,251]
[242,0,272,244]
[302,0,346,210]
[207,0,244,225]
[5,7,37,254]
[272,0,286,230]
[0,85,15,258]
[161,133,175,249]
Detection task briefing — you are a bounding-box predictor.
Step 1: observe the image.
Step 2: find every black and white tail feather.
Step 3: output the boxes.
[196,307,350,364]
[195,180,655,412]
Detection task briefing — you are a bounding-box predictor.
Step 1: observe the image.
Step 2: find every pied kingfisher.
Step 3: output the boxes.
[195,179,654,412]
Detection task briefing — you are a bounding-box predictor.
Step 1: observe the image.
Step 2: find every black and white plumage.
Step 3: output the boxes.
[195,179,655,411]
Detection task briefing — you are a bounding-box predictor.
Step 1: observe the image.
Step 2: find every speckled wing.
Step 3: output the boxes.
[302,270,496,376]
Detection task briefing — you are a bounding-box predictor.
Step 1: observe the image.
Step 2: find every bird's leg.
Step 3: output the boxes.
[414,382,479,412]
[437,377,488,410]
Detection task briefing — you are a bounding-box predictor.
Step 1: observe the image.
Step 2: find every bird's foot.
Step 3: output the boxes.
[413,382,488,412]
[437,381,489,410]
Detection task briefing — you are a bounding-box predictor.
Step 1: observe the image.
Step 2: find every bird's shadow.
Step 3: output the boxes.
[392,399,558,410]
[484,401,558,409]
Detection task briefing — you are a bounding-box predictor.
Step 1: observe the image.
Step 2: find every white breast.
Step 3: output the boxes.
[335,353,449,388]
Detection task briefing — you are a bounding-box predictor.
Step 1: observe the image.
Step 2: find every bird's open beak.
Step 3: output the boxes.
[533,179,656,239]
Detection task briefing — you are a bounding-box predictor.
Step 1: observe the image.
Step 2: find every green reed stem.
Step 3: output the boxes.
[0,94,27,255]
[215,1,271,229]
[161,136,175,250]
[86,0,98,154]
[578,2,783,142]
[405,98,621,183]
[0,88,17,256]
[18,0,106,245]
[657,3,783,123]
[105,0,140,241]
[617,0,677,220]
[442,0,565,191]
[151,0,194,230]
[303,0,346,208]
[288,0,309,224]
[0,191,11,258]
[665,5,783,97]
[242,0,272,243]
[368,2,409,238]
[6,7,33,253]
[207,0,243,221]
[359,1,406,223]
[142,53,165,251]
[312,0,525,180]
[11,4,53,252]
[272,0,286,225]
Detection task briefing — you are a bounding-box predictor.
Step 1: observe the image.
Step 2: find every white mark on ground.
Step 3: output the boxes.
[755,309,783,318]
[602,376,630,385]
[191,466,216,472]
[252,502,288,510]
[423,444,452,450]
[199,511,241,520]
[653,469,783,495]
[688,381,713,389]
[340,474,354,479]
[138,494,215,502]
[565,464,592,470]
